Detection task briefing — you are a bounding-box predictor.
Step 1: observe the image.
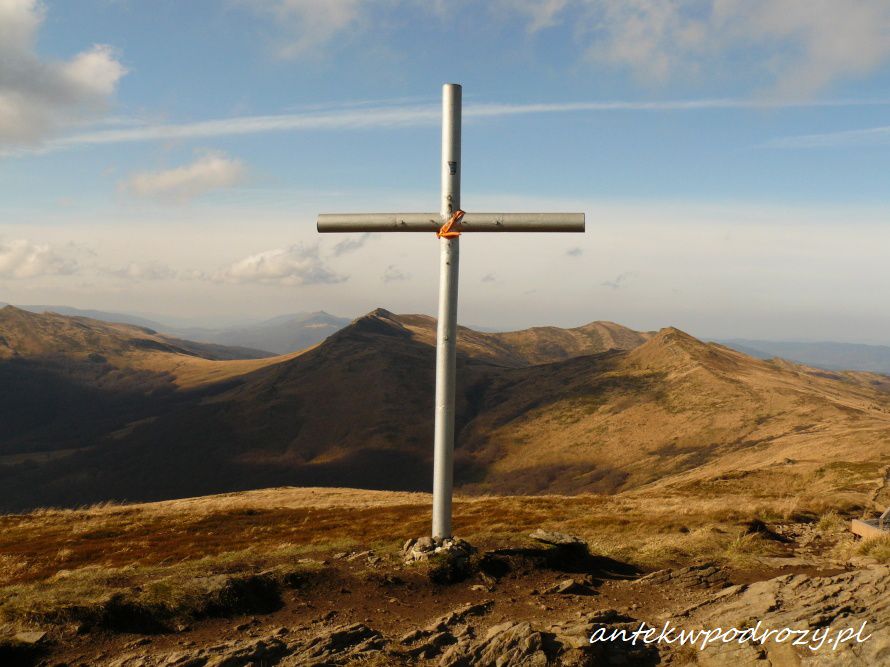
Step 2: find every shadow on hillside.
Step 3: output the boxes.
[0,358,180,453]
[481,543,639,581]
[0,639,46,667]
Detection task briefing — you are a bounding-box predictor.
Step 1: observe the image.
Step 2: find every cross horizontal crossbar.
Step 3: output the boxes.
[317,212,585,233]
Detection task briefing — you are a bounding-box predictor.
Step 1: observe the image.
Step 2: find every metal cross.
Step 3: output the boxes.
[317,83,585,540]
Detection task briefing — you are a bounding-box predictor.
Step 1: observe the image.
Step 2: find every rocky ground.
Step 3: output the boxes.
[3,528,887,667]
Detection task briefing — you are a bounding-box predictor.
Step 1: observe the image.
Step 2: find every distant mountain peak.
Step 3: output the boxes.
[651,326,697,343]
[338,308,411,339]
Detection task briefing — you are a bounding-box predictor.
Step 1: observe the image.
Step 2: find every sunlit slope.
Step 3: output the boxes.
[0,305,298,389]
[457,327,890,498]
[393,309,652,367]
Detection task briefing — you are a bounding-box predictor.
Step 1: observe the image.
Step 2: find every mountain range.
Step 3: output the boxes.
[8,304,351,355]
[720,338,890,374]
[12,303,890,372]
[1,305,889,511]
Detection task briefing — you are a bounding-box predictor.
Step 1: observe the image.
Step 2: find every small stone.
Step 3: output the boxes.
[528,529,587,548]
[544,578,592,595]
[14,631,47,644]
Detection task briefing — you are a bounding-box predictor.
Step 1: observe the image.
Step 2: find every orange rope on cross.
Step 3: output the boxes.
[437,209,465,239]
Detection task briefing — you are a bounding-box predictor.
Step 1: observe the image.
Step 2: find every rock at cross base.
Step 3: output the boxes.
[402,536,476,563]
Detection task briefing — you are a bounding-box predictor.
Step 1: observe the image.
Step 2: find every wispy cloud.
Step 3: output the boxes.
[107,261,177,281]
[566,246,583,257]
[602,271,636,290]
[246,1,890,97]
[332,232,375,257]
[120,152,246,202]
[762,125,890,149]
[9,97,890,157]
[243,0,363,59]
[382,264,409,283]
[513,0,890,97]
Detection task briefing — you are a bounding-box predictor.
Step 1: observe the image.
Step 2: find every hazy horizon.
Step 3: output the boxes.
[10,298,890,349]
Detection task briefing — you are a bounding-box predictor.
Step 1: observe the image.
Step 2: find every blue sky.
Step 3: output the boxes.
[2,0,890,341]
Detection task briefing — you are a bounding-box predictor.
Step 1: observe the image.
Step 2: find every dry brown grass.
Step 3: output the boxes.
[456,327,890,498]
[815,510,847,535]
[0,485,867,636]
[857,535,890,563]
[0,305,306,389]
[3,486,843,581]
[0,543,321,629]
[146,348,308,389]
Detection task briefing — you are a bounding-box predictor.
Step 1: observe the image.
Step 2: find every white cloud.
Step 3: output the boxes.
[716,0,890,97]
[245,0,364,58]
[0,238,77,278]
[217,243,345,286]
[122,152,246,201]
[241,1,890,96]
[0,0,126,146]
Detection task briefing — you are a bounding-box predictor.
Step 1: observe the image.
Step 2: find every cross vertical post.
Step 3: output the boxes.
[316,82,585,542]
[433,83,461,540]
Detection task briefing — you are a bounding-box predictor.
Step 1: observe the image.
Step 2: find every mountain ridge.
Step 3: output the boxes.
[1,307,888,511]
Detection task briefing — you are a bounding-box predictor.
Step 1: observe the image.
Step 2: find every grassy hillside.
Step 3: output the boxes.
[1,306,889,512]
